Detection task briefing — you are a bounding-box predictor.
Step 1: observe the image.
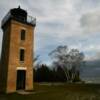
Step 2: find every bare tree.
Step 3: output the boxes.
[33,55,40,62]
[49,45,84,82]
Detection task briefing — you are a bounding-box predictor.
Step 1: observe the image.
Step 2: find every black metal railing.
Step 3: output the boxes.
[27,15,36,26]
[1,12,36,27]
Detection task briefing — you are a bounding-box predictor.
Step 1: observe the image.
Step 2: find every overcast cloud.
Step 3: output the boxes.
[0,0,100,61]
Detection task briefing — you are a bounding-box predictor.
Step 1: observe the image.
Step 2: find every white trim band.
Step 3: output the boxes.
[17,67,27,70]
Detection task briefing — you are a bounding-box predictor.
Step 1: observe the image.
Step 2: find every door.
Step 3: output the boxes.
[16,70,26,90]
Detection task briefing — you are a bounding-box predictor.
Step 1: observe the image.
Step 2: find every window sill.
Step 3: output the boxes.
[20,61,24,64]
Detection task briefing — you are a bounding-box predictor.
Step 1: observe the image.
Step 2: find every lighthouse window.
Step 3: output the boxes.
[20,49,25,61]
[21,29,26,40]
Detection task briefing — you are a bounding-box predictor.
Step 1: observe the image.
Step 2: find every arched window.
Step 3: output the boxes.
[20,49,25,61]
[21,29,26,40]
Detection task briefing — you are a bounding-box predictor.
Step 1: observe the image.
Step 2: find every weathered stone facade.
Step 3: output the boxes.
[0,7,36,93]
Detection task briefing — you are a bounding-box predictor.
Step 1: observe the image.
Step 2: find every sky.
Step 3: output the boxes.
[0,0,100,82]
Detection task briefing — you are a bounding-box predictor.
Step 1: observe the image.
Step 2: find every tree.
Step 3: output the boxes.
[33,55,40,62]
[34,64,52,82]
[34,64,67,82]
[49,45,84,82]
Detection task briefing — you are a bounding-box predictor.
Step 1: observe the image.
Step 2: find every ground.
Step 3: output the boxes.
[0,83,100,100]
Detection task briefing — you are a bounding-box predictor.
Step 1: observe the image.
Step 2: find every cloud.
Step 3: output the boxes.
[0,0,100,64]
[74,0,100,13]
[80,10,100,34]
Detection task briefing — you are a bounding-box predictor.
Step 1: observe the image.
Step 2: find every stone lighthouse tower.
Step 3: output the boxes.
[0,6,36,93]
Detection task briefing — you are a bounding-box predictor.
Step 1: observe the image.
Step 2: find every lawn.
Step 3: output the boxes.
[0,83,100,100]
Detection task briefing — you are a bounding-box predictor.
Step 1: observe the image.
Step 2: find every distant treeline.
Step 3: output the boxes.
[34,45,85,83]
[34,64,81,82]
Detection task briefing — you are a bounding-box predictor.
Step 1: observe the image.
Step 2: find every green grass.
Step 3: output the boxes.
[0,83,100,100]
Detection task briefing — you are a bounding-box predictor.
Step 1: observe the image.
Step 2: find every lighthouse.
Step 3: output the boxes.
[0,6,36,93]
